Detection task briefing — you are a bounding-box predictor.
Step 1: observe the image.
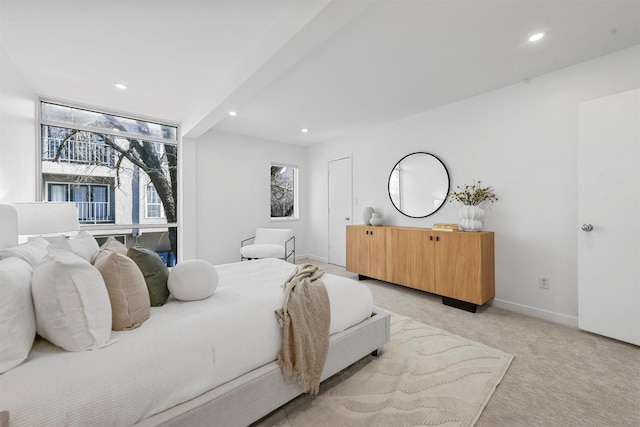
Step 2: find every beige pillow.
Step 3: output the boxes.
[94,251,150,331]
[100,236,128,254]
[92,237,128,265]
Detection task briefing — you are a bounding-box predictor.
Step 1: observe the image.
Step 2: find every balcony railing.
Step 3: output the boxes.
[43,134,115,166]
[75,202,114,224]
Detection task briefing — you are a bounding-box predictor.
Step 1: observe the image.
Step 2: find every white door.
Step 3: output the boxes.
[328,157,352,266]
[578,88,640,346]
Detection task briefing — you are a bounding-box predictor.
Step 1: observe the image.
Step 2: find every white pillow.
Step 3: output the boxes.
[0,257,36,373]
[71,231,100,262]
[168,259,218,301]
[32,249,112,351]
[45,231,100,263]
[0,236,49,267]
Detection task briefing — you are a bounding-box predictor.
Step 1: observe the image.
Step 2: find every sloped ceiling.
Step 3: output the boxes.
[1,0,638,145]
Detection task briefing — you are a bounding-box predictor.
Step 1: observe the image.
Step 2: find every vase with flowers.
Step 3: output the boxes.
[449,180,498,231]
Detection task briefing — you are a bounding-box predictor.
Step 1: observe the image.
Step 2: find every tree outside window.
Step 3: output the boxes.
[39,101,178,262]
[271,164,297,218]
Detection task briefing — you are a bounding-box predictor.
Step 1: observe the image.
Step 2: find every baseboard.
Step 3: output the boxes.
[305,254,328,263]
[492,299,578,328]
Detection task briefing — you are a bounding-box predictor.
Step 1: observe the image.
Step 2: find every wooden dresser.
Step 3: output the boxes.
[346,225,494,312]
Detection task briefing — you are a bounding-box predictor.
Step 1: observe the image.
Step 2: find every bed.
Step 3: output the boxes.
[0,203,390,426]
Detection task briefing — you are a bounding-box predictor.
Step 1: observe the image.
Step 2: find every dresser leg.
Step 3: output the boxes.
[358,274,370,281]
[442,296,477,313]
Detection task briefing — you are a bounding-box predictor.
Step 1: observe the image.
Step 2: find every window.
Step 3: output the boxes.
[270,164,298,219]
[146,184,163,218]
[47,182,112,223]
[39,100,179,262]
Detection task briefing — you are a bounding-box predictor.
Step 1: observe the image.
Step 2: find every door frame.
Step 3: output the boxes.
[327,155,353,266]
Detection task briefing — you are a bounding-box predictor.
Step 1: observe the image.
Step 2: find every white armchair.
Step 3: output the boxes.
[240,228,295,263]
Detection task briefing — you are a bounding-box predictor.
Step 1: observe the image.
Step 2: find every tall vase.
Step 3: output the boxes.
[459,205,484,231]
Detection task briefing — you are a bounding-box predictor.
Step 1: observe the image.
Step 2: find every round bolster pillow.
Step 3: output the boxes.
[168,259,219,301]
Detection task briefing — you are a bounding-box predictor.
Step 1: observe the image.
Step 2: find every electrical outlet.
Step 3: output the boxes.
[539,276,549,289]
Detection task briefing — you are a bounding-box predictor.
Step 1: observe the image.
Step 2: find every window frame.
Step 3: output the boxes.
[270,162,299,221]
[37,98,180,232]
[45,181,113,224]
[145,183,165,219]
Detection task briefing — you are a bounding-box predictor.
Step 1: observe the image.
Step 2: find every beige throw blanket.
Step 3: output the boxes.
[275,264,330,394]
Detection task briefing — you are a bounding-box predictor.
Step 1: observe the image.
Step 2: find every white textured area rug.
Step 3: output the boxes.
[257,314,514,427]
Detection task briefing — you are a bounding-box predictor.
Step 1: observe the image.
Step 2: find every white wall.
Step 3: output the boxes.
[0,47,37,203]
[3,36,638,328]
[180,137,198,261]
[307,46,640,326]
[187,130,308,264]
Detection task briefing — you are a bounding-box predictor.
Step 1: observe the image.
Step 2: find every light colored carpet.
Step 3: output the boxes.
[294,260,640,426]
[256,314,513,427]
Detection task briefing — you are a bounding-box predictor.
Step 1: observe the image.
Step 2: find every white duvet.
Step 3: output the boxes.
[0,259,373,426]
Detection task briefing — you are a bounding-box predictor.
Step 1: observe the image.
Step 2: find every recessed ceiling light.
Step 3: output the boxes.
[114,82,127,90]
[228,111,237,116]
[301,128,309,133]
[529,32,545,42]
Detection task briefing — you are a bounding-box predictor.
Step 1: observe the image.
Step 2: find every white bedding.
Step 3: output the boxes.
[0,258,373,426]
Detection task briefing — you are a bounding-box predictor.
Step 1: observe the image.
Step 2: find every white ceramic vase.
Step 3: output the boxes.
[370,212,384,226]
[362,207,374,225]
[459,205,484,231]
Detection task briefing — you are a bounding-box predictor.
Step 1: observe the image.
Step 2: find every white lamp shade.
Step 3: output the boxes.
[0,204,18,249]
[13,202,79,235]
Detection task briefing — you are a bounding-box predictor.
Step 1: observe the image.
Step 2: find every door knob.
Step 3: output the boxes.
[581,223,594,232]
[345,217,350,220]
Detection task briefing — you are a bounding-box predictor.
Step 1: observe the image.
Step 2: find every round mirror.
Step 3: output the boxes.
[388,152,450,218]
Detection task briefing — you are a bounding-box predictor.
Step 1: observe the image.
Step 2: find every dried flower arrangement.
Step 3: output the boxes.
[449,180,498,206]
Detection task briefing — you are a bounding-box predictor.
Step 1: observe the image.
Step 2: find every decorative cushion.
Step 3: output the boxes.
[94,251,150,331]
[240,244,286,259]
[168,259,218,301]
[127,247,170,306]
[31,249,112,351]
[0,258,36,373]
[69,231,100,262]
[100,236,128,254]
[45,231,100,263]
[0,236,49,267]
[92,237,128,265]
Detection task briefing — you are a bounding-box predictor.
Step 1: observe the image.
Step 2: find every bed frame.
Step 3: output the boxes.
[0,202,391,426]
[138,308,390,426]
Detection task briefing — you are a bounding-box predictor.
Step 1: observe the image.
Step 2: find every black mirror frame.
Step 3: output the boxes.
[387,152,450,218]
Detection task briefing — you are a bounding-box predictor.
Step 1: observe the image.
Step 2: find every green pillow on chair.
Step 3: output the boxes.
[127,247,170,306]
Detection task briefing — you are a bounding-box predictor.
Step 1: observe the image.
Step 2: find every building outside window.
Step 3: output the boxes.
[270,164,298,219]
[39,100,179,264]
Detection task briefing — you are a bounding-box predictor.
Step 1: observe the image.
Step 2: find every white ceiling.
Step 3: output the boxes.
[2,0,639,145]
